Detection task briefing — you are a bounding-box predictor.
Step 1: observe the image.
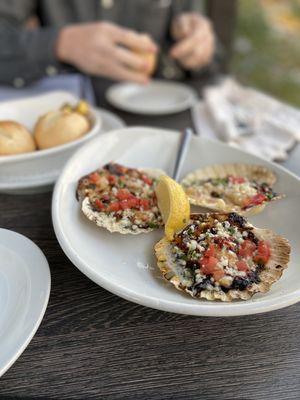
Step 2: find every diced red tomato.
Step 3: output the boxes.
[108,175,116,185]
[244,193,267,208]
[107,202,121,212]
[126,198,140,209]
[253,240,271,264]
[89,172,99,183]
[212,268,225,281]
[140,199,150,210]
[141,174,153,186]
[119,200,129,210]
[116,189,133,200]
[229,175,246,184]
[200,256,218,269]
[94,199,105,210]
[201,256,225,281]
[236,260,249,272]
[204,243,215,258]
[238,240,256,257]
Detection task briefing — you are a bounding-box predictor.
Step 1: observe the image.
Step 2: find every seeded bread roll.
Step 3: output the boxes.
[34,110,90,150]
[0,121,36,155]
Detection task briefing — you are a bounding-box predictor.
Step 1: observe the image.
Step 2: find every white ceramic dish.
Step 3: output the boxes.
[106,80,198,115]
[52,127,300,317]
[0,229,50,377]
[0,91,101,194]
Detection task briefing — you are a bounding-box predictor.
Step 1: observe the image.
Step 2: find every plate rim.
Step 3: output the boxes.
[52,126,300,317]
[106,80,198,115]
[0,229,51,377]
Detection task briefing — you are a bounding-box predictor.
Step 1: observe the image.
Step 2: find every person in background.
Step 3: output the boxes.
[0,0,219,100]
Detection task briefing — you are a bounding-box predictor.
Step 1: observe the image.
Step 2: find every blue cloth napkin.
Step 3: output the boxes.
[0,74,96,104]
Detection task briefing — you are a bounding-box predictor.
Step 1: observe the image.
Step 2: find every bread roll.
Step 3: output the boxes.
[0,121,36,155]
[132,49,157,76]
[34,110,90,150]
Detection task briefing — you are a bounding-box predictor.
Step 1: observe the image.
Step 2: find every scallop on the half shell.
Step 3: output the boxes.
[155,212,290,301]
[181,163,283,215]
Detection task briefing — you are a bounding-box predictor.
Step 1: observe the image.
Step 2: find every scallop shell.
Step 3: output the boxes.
[79,168,164,234]
[181,163,281,216]
[154,213,290,302]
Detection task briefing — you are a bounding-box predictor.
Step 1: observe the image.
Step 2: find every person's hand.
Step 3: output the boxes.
[170,13,215,70]
[56,22,158,83]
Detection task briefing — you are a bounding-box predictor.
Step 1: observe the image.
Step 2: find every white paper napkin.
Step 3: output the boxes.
[192,78,299,161]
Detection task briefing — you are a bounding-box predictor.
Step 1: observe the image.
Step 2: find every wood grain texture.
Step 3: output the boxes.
[1,91,300,400]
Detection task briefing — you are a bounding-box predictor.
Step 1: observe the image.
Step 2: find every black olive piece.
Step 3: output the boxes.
[210,227,218,234]
[247,230,259,245]
[221,286,230,293]
[231,276,249,291]
[228,212,247,228]
[186,260,199,270]
[211,191,221,198]
[192,277,212,293]
[256,262,265,272]
[103,163,123,176]
[248,271,261,284]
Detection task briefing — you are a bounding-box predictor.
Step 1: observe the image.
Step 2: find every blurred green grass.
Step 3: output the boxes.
[231,0,300,107]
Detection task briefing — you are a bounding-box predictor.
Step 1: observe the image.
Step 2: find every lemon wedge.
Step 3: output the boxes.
[155,175,190,240]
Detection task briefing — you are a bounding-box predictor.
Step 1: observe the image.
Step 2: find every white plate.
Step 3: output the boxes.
[106,80,198,115]
[0,229,50,376]
[97,107,125,134]
[52,127,300,317]
[0,91,125,194]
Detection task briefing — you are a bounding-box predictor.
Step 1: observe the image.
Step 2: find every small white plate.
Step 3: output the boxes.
[106,80,198,115]
[52,127,300,317]
[0,229,50,376]
[98,107,125,134]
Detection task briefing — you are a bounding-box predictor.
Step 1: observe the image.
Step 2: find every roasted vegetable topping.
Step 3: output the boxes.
[77,163,163,231]
[170,213,271,294]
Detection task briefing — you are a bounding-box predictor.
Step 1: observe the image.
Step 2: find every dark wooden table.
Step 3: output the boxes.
[1,89,300,400]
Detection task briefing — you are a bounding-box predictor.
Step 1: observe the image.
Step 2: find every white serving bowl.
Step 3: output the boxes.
[0,91,101,194]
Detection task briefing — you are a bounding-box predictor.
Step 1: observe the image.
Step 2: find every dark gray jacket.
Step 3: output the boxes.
[0,0,220,87]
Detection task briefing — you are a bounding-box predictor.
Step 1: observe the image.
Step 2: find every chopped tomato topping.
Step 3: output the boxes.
[229,175,246,184]
[107,202,121,212]
[119,200,130,210]
[140,199,150,210]
[89,172,99,183]
[236,260,249,272]
[212,268,225,281]
[94,199,105,210]
[254,240,271,264]
[141,174,153,185]
[201,256,225,281]
[126,198,140,209]
[244,193,267,208]
[204,243,215,258]
[116,189,133,200]
[108,175,116,185]
[239,240,256,257]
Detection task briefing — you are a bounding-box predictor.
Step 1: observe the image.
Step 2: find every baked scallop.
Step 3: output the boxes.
[76,162,164,234]
[181,163,283,215]
[155,212,290,301]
